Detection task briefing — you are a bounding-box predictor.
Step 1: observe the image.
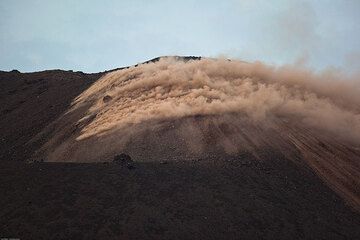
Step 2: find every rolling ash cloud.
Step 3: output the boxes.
[70,57,360,145]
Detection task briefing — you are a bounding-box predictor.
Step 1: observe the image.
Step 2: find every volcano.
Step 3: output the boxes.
[0,56,359,239]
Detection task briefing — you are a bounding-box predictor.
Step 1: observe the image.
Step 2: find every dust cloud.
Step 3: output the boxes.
[71,57,360,145]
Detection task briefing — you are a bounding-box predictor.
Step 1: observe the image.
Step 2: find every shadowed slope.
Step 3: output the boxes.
[1,156,360,239]
[0,70,102,161]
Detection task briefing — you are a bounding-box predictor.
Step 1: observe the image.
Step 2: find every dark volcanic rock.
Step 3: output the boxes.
[113,153,132,164]
[103,95,113,103]
[114,154,135,170]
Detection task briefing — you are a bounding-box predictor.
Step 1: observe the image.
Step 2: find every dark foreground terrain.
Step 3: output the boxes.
[1,154,360,240]
[0,58,359,239]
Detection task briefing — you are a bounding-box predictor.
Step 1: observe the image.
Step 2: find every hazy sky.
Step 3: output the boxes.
[0,0,359,72]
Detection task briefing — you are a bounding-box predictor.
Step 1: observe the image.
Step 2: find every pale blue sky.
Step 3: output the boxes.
[0,0,359,72]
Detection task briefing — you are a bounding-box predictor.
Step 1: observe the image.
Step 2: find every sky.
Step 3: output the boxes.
[0,0,359,73]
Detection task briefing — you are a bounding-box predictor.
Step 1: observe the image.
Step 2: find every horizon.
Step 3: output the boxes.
[0,0,359,73]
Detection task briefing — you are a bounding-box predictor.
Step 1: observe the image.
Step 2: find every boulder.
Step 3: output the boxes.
[103,95,113,103]
[113,153,132,164]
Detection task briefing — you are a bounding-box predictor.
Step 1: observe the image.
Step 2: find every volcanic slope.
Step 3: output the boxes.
[0,56,359,239]
[31,57,360,210]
